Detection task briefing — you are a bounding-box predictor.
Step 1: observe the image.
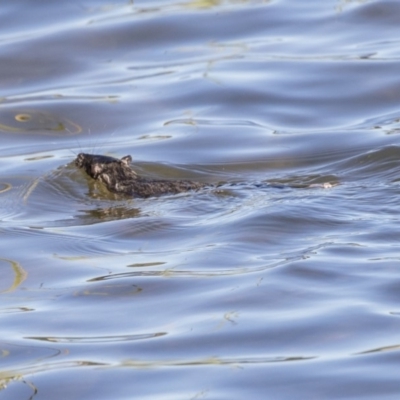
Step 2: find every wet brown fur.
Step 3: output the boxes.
[75,153,205,198]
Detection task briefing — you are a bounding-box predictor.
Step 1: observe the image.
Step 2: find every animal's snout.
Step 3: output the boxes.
[75,153,86,168]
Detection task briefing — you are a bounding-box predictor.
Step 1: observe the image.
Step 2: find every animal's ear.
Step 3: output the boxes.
[121,155,132,165]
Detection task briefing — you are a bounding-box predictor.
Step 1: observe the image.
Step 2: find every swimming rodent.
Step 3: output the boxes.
[75,153,206,197]
[75,152,334,198]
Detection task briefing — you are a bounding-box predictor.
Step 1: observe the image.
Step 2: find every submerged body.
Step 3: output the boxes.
[75,153,205,197]
[75,153,334,198]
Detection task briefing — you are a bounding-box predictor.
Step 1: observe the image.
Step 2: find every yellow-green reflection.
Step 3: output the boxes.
[119,354,315,368]
[0,110,82,135]
[0,183,11,194]
[184,0,221,9]
[0,258,27,294]
[0,373,37,396]
[0,375,21,391]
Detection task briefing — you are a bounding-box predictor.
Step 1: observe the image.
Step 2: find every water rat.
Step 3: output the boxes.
[75,153,206,197]
[75,153,334,198]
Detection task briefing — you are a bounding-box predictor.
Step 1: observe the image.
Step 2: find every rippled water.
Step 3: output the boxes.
[1,0,400,399]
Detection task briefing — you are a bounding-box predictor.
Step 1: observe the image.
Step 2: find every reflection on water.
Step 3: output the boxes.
[26,332,166,344]
[82,206,141,221]
[0,258,27,294]
[0,182,11,194]
[0,109,81,135]
[1,0,400,399]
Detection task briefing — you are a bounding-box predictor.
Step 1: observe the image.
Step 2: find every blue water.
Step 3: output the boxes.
[1,1,400,399]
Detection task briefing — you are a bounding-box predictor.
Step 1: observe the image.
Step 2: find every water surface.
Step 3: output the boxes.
[1,1,400,399]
